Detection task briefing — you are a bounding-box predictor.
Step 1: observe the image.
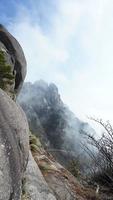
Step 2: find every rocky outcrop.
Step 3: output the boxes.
[0,25,28,200]
[0,26,57,200]
[0,24,26,97]
[18,81,95,169]
[0,24,102,200]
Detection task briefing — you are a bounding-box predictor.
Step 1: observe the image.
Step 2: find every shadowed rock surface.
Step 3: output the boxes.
[0,24,26,96]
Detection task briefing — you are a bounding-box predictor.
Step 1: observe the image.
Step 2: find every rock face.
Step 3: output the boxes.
[24,151,56,200]
[0,25,29,200]
[0,89,29,200]
[0,24,27,97]
[0,26,57,200]
[0,25,99,200]
[18,81,95,169]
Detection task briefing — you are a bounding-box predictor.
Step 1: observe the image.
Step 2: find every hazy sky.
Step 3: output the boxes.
[1,0,113,127]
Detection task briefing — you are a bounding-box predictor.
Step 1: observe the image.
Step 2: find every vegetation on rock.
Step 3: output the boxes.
[0,50,14,90]
[21,178,30,200]
[29,133,42,152]
[67,158,81,178]
[82,118,113,196]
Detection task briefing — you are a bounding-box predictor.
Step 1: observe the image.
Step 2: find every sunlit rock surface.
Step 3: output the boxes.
[24,151,56,200]
[0,89,29,200]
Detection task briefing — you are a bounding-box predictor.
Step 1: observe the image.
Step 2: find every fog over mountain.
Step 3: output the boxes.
[18,80,95,168]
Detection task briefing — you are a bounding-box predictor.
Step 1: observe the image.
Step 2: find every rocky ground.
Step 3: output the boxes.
[29,134,107,200]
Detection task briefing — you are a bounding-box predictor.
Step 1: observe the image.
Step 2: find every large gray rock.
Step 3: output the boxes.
[0,89,29,200]
[0,25,57,200]
[0,24,26,96]
[24,151,56,200]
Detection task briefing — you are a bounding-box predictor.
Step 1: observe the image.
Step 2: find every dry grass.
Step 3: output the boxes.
[21,193,30,200]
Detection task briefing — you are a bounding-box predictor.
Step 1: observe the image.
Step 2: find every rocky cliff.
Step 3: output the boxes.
[0,25,107,200]
[0,25,56,200]
[0,24,29,200]
[18,81,95,169]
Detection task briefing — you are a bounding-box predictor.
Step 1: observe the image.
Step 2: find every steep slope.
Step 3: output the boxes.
[29,133,102,200]
[18,81,95,169]
[0,25,29,200]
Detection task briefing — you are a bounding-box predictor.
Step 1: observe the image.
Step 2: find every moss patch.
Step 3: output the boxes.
[21,194,30,200]
[29,134,42,152]
[21,178,30,200]
[0,50,15,91]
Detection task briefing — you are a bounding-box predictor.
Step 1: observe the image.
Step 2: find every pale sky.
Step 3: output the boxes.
[1,0,113,129]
